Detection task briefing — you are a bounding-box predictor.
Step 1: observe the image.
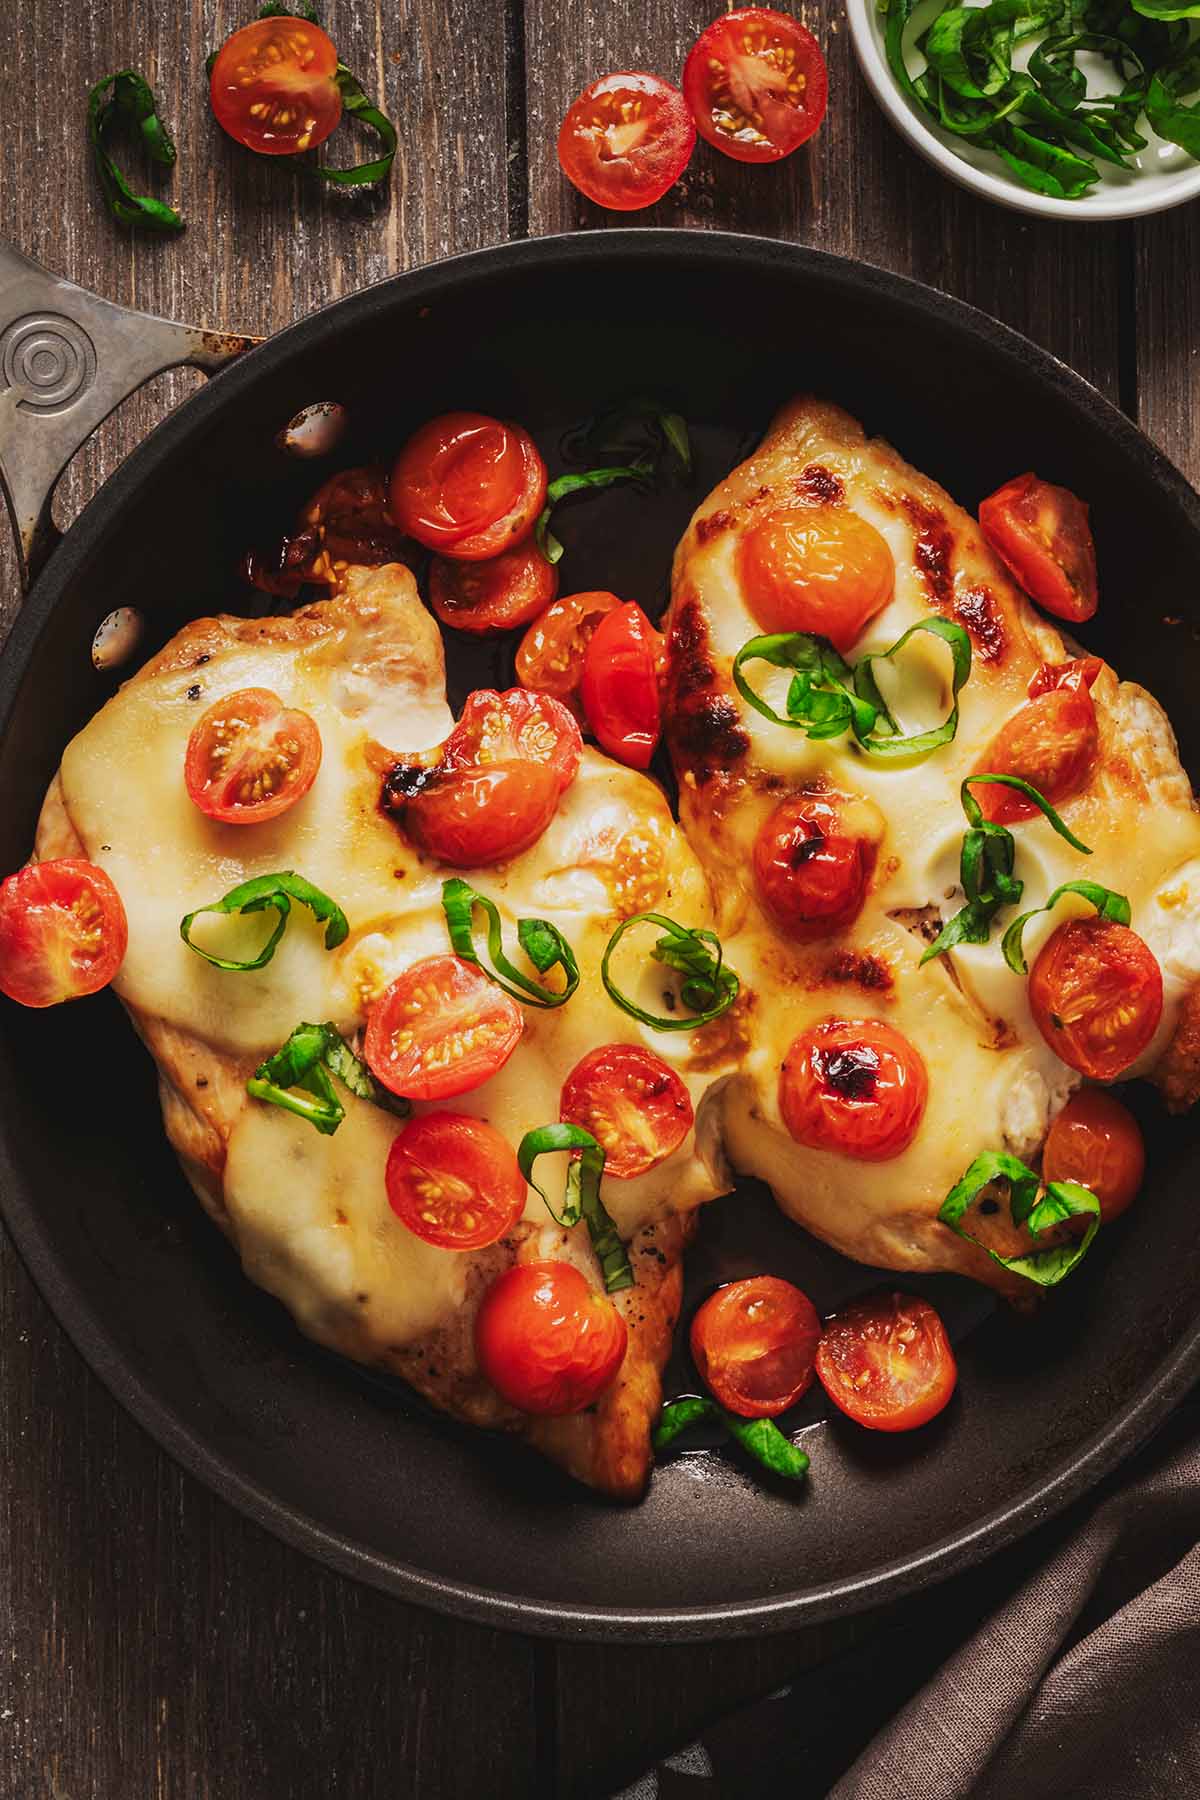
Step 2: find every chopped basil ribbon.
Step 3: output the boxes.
[601,912,739,1032]
[653,1397,810,1482]
[180,872,349,971]
[732,618,972,761]
[440,878,578,1008]
[247,1019,409,1136]
[1001,879,1131,975]
[921,775,1092,965]
[939,1149,1101,1287]
[207,5,397,189]
[535,463,653,565]
[517,1124,633,1294]
[88,70,184,233]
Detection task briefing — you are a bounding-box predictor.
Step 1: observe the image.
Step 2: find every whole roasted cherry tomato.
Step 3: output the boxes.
[1028,918,1163,1081]
[979,473,1098,623]
[739,505,895,652]
[184,688,322,826]
[364,955,523,1101]
[780,1018,928,1161]
[815,1292,957,1432]
[683,9,828,163]
[753,795,872,939]
[429,542,558,635]
[516,590,624,718]
[973,658,1100,825]
[0,859,128,1008]
[580,601,663,769]
[385,1112,527,1249]
[560,1043,693,1179]
[1042,1088,1145,1223]
[690,1275,821,1418]
[475,1261,628,1414]
[210,16,342,155]
[386,689,583,868]
[390,414,547,559]
[557,72,696,211]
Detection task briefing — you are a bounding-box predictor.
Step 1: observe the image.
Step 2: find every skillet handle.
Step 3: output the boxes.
[0,236,257,591]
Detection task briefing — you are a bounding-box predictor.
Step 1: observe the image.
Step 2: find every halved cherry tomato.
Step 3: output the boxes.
[1028,918,1163,1081]
[753,795,872,940]
[690,1275,821,1418]
[979,473,1098,623]
[780,1018,928,1161]
[739,505,895,652]
[210,17,342,155]
[683,9,829,163]
[429,541,558,635]
[580,602,663,770]
[973,658,1100,826]
[390,414,547,560]
[475,1261,628,1415]
[385,1112,526,1250]
[1042,1088,1145,1223]
[815,1292,957,1432]
[0,860,128,1008]
[516,590,624,718]
[560,1044,693,1179]
[363,954,523,1100]
[388,689,583,868]
[557,72,696,212]
[184,687,322,825]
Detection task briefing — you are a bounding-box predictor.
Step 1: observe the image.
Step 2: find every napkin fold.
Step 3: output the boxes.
[614,1401,1200,1800]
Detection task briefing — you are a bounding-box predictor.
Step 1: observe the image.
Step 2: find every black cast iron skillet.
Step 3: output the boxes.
[1,229,1198,1643]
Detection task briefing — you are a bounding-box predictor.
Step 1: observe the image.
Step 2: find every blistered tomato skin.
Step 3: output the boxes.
[690,1275,821,1418]
[815,1292,957,1432]
[979,473,1098,623]
[429,542,558,634]
[558,72,696,211]
[738,505,895,652]
[475,1261,628,1415]
[0,860,128,1008]
[390,415,545,557]
[779,1018,928,1161]
[1042,1088,1145,1223]
[973,658,1100,825]
[516,591,624,717]
[1028,919,1163,1082]
[753,796,872,940]
[580,602,663,769]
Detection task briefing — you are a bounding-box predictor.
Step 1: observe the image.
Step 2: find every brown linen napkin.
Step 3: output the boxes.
[612,1402,1200,1800]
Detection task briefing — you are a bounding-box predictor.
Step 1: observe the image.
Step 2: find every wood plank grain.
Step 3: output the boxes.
[524,0,1123,394]
[1134,207,1200,489]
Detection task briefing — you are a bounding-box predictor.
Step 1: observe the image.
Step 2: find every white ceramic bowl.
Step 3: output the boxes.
[845,0,1200,221]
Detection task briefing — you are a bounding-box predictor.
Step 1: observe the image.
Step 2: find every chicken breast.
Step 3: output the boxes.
[664,397,1200,1291]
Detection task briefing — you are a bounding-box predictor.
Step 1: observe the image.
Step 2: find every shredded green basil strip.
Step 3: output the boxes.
[733,619,972,761]
[440,878,578,1008]
[88,70,184,233]
[564,399,693,478]
[653,1397,810,1480]
[534,462,653,565]
[314,64,398,188]
[247,1019,408,1135]
[180,872,349,971]
[1001,879,1131,975]
[938,1149,1102,1287]
[517,1124,633,1294]
[601,912,739,1032]
[921,775,1091,965]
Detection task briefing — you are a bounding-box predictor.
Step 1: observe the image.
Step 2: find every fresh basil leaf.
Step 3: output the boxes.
[884,0,926,98]
[180,872,349,971]
[602,913,739,1032]
[1001,878,1131,974]
[939,1149,1101,1286]
[653,1396,809,1480]
[246,1019,408,1135]
[534,462,653,566]
[962,773,1092,852]
[441,878,578,1008]
[88,70,184,233]
[995,120,1102,195]
[852,618,972,760]
[1146,69,1200,152]
[565,399,693,477]
[1133,0,1200,19]
[517,1124,632,1294]
[732,633,874,738]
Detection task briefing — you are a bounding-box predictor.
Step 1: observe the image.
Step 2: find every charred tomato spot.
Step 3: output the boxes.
[820,1045,880,1100]
[796,463,844,506]
[380,761,439,814]
[791,832,825,867]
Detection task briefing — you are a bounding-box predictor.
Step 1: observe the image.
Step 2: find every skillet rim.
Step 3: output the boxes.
[1,226,1198,1642]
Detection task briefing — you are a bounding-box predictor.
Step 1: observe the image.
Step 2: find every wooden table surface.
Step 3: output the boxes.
[2,3,1198,1795]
